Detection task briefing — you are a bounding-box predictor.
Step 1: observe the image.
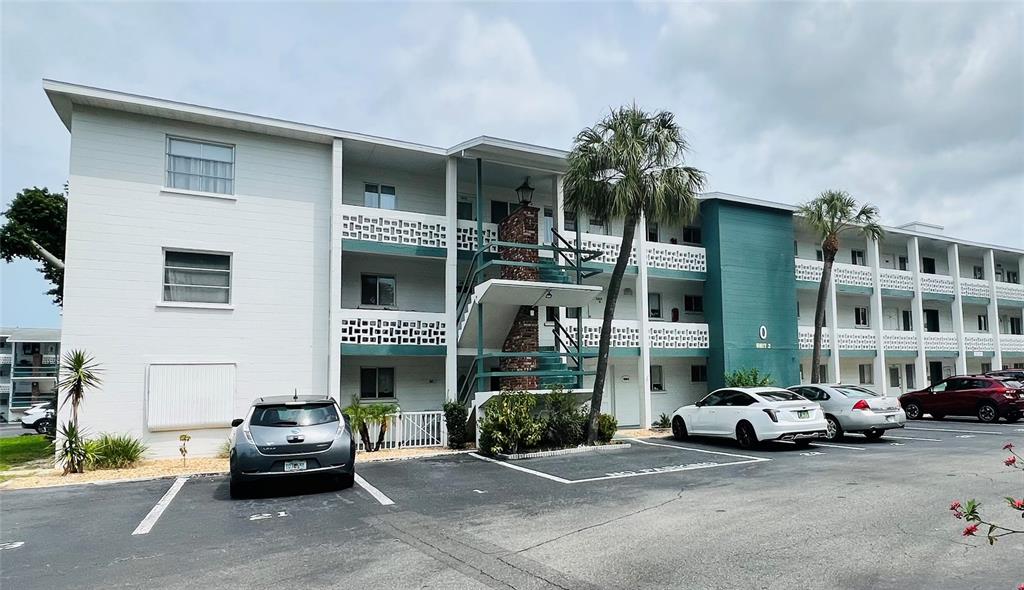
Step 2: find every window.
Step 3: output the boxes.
[796,387,827,402]
[360,367,395,400]
[973,265,985,280]
[898,256,908,271]
[647,222,659,242]
[364,184,396,210]
[851,250,866,266]
[757,390,805,402]
[817,364,828,382]
[166,137,234,195]
[924,309,940,332]
[650,365,664,391]
[981,363,992,373]
[858,363,874,385]
[1008,271,1020,284]
[648,293,662,318]
[1011,317,1023,335]
[888,365,901,388]
[855,306,869,327]
[684,295,703,313]
[163,250,231,304]
[720,391,757,406]
[545,307,557,323]
[589,218,606,234]
[491,201,515,225]
[682,227,702,245]
[905,364,916,389]
[922,257,936,274]
[902,310,913,331]
[457,201,473,221]
[978,314,989,332]
[816,250,824,262]
[690,365,707,382]
[250,402,339,427]
[566,307,580,319]
[563,213,577,232]
[361,275,396,307]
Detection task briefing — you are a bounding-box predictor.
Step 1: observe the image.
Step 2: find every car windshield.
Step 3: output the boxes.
[757,390,804,402]
[250,402,339,427]
[1002,380,1024,389]
[836,386,880,399]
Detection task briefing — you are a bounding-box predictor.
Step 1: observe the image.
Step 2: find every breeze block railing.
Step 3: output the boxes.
[923,332,958,352]
[355,410,448,451]
[339,205,448,249]
[920,273,955,296]
[648,322,710,349]
[645,242,707,274]
[456,219,499,252]
[798,326,830,350]
[995,282,1024,303]
[835,328,877,350]
[959,278,992,299]
[565,319,641,348]
[569,233,637,267]
[338,309,447,346]
[882,330,918,351]
[879,268,914,292]
[964,333,995,353]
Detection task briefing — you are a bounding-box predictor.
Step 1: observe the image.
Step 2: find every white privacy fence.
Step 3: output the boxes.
[355,410,448,451]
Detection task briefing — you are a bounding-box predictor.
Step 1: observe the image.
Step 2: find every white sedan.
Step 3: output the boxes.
[671,387,828,449]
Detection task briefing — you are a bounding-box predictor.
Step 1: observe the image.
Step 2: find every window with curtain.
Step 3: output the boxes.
[166,137,234,194]
[361,275,396,307]
[648,293,662,318]
[650,365,664,391]
[163,250,231,304]
[360,367,395,399]
[364,184,396,209]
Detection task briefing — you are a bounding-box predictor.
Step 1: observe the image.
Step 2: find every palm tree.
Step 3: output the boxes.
[797,190,884,383]
[57,349,102,430]
[565,105,706,444]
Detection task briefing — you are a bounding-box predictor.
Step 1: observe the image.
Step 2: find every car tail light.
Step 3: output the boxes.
[852,399,870,411]
[762,409,779,422]
[242,427,255,444]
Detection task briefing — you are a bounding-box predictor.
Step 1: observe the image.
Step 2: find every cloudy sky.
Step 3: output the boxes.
[2,1,1022,329]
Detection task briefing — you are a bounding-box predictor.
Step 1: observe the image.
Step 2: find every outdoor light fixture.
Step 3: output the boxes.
[515,176,535,205]
[544,289,553,299]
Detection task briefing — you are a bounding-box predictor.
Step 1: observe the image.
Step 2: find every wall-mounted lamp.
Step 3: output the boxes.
[515,177,535,206]
[544,289,553,299]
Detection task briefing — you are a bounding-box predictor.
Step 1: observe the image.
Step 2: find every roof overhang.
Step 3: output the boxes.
[448,136,569,174]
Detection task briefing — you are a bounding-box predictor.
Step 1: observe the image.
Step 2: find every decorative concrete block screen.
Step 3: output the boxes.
[960,278,992,299]
[964,333,995,352]
[571,234,637,267]
[338,313,447,346]
[835,328,877,350]
[996,282,1024,302]
[648,323,710,348]
[1002,335,1024,353]
[882,330,918,351]
[879,269,914,292]
[646,243,707,273]
[923,332,958,351]
[798,326,830,350]
[832,263,874,288]
[566,319,640,348]
[147,363,235,431]
[456,220,498,251]
[794,259,824,282]
[340,207,447,249]
[920,274,955,295]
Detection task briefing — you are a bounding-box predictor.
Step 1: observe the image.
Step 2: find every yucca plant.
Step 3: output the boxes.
[57,350,102,430]
[89,433,148,469]
[366,402,399,452]
[343,396,374,451]
[55,421,96,474]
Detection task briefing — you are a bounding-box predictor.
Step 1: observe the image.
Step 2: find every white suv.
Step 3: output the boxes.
[20,402,56,435]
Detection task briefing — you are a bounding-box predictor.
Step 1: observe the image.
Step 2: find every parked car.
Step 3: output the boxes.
[671,387,828,449]
[20,402,56,435]
[899,375,1024,423]
[229,395,355,498]
[986,368,1024,381]
[786,384,905,440]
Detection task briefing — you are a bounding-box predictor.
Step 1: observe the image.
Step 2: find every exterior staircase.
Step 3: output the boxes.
[536,346,580,389]
[537,260,571,284]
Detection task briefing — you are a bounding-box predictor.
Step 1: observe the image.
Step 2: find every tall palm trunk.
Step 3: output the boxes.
[586,214,638,443]
[810,247,837,384]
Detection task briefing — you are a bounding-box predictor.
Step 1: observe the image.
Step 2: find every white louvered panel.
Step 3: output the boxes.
[147,363,235,431]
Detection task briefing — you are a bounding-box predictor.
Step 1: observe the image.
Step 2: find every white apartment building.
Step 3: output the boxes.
[0,327,61,422]
[43,80,1024,457]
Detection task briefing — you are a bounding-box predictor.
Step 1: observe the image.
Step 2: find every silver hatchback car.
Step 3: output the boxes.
[787,384,906,440]
[229,395,355,498]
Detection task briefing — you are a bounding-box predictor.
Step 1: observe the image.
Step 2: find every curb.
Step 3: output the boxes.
[496,443,632,461]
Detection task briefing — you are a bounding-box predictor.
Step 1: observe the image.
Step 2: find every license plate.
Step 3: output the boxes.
[797,410,809,419]
[886,414,896,422]
[284,460,307,472]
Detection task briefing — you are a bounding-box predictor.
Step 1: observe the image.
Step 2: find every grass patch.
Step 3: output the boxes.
[0,435,52,470]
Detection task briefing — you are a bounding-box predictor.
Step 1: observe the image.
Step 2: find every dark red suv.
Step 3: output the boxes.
[899,375,1024,423]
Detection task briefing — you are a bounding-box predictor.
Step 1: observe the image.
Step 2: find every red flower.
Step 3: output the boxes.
[962,524,979,537]
[1017,584,1023,590]
[1006,456,1018,467]
[1004,442,1014,450]
[1014,499,1024,510]
[950,500,962,511]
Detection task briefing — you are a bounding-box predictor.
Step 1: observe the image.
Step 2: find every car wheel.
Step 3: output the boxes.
[34,419,54,435]
[824,415,844,441]
[977,403,999,424]
[736,422,758,450]
[229,474,247,499]
[904,402,922,420]
[1005,415,1021,424]
[863,429,885,440]
[671,416,688,441]
[336,473,355,490]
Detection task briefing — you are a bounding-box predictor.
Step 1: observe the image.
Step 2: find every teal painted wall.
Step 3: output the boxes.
[702,200,800,390]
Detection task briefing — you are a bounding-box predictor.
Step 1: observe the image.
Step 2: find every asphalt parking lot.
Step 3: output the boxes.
[2,418,1022,590]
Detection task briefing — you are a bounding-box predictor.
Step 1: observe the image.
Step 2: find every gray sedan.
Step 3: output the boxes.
[787,384,906,440]
[229,395,355,498]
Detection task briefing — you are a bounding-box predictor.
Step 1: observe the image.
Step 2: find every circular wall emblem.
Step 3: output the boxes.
[758,325,768,340]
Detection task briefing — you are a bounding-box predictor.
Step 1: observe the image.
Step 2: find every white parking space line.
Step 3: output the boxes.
[469,453,573,484]
[132,477,188,536]
[354,473,395,506]
[808,442,866,451]
[885,435,943,442]
[906,426,1011,436]
[629,438,769,462]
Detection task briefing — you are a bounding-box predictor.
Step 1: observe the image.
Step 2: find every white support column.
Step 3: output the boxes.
[908,238,927,388]
[985,249,1002,369]
[826,277,841,383]
[328,139,344,403]
[444,157,459,402]
[948,243,968,374]
[867,239,887,395]
[636,213,653,428]
[553,175,565,235]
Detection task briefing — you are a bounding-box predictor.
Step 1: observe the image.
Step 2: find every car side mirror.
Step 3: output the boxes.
[695,401,704,407]
[231,418,244,427]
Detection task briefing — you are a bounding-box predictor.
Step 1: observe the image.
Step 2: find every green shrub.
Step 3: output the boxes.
[443,401,469,450]
[55,422,95,474]
[89,433,148,469]
[596,413,618,444]
[653,413,671,429]
[478,390,541,455]
[217,438,232,459]
[724,368,774,387]
[541,387,585,448]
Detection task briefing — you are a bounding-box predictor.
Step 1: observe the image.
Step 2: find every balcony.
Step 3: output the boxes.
[12,366,58,378]
[570,233,637,267]
[923,332,958,352]
[882,330,917,351]
[0,353,10,365]
[456,219,498,252]
[1002,335,1024,353]
[338,308,447,353]
[565,319,641,348]
[798,326,830,350]
[995,282,1024,303]
[964,333,994,353]
[339,204,448,256]
[835,328,877,350]
[879,269,914,293]
[648,322,710,351]
[0,383,9,395]
[794,259,873,290]
[646,242,707,276]
[959,278,991,300]
[920,273,954,297]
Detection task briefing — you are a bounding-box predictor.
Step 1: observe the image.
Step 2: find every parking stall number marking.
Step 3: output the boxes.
[889,443,905,446]
[249,511,289,521]
[0,542,25,551]
[955,435,975,439]
[800,451,825,456]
